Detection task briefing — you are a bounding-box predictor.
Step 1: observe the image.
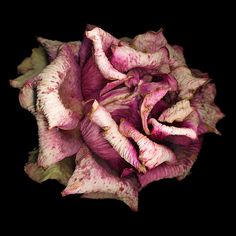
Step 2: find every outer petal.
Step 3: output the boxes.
[18,79,37,114]
[111,44,169,72]
[171,66,208,99]
[166,44,186,68]
[89,100,145,172]
[119,119,176,169]
[62,144,139,211]
[24,149,75,185]
[138,156,197,189]
[138,140,202,188]
[191,83,225,135]
[37,113,82,168]
[85,27,126,80]
[131,29,167,53]
[37,37,81,60]
[9,47,47,88]
[37,44,82,130]
[158,99,193,123]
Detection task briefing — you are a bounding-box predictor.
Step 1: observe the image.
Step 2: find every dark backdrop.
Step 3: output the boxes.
[1,1,234,233]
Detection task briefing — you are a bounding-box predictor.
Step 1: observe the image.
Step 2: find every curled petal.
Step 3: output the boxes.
[62,144,139,211]
[159,99,193,123]
[119,119,176,169]
[149,118,197,140]
[99,78,127,96]
[10,47,47,89]
[37,44,81,130]
[131,28,167,53]
[24,149,75,185]
[171,66,208,99]
[141,86,169,135]
[138,156,196,188]
[191,83,225,134]
[111,44,169,72]
[36,113,82,168]
[37,37,81,60]
[85,27,126,80]
[89,100,145,172]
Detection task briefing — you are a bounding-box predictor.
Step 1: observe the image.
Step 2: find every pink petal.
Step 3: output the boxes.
[140,85,169,135]
[80,117,127,173]
[171,66,208,99]
[131,28,167,53]
[111,44,169,72]
[36,44,82,130]
[191,83,225,135]
[138,156,196,188]
[62,144,139,211]
[81,57,106,100]
[138,140,201,188]
[89,100,145,172]
[36,113,82,168]
[158,99,193,123]
[37,37,81,60]
[119,119,176,170]
[85,27,126,80]
[99,78,127,96]
[166,44,186,68]
[149,118,197,140]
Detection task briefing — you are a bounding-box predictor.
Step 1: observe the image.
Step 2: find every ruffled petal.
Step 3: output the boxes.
[171,66,208,99]
[119,119,176,169]
[37,37,81,60]
[85,27,126,80]
[36,44,82,130]
[62,144,139,211]
[10,47,47,88]
[138,156,196,188]
[89,100,145,172]
[36,112,82,168]
[158,99,193,123]
[111,44,169,72]
[191,83,225,134]
[166,44,186,68]
[131,29,167,53]
[138,140,201,188]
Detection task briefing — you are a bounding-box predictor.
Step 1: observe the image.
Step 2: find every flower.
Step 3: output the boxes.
[10,26,224,211]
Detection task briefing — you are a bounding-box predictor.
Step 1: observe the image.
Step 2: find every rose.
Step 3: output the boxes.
[10,25,224,211]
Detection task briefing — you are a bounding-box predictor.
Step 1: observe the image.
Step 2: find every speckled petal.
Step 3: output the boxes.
[85,27,126,80]
[62,144,139,211]
[119,119,176,169]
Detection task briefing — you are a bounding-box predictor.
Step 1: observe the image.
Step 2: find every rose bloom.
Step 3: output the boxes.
[10,25,224,211]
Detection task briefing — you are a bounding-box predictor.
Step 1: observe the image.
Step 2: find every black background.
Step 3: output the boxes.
[1,1,234,233]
